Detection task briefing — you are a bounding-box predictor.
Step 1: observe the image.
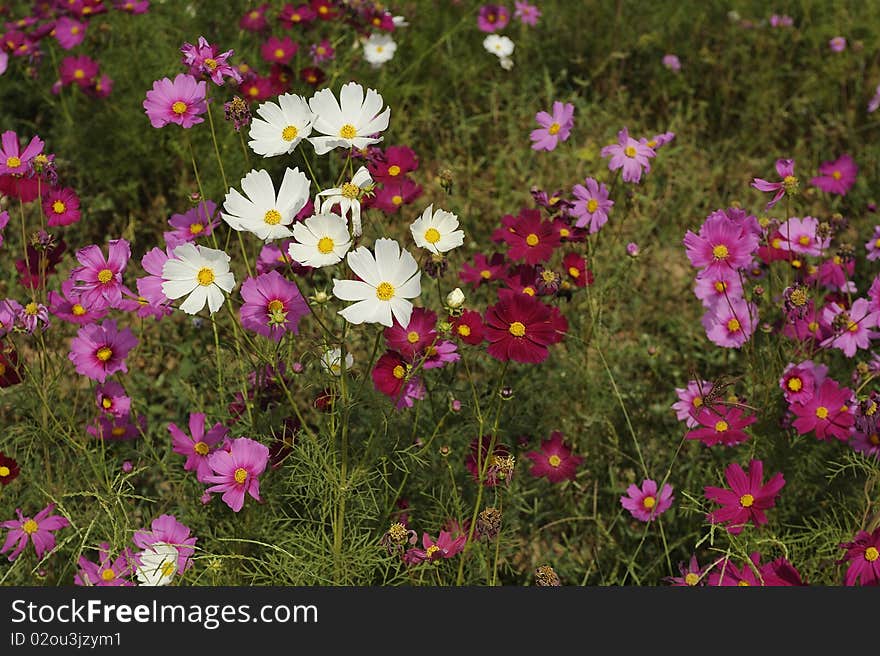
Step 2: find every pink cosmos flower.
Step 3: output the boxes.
[477,4,510,32]
[239,271,310,342]
[571,177,613,233]
[1,504,69,561]
[514,1,540,25]
[838,527,880,586]
[683,212,759,275]
[422,340,460,369]
[751,158,796,209]
[672,379,711,428]
[115,0,150,12]
[770,14,793,27]
[47,279,106,323]
[0,299,22,337]
[372,351,412,403]
[310,39,334,64]
[163,200,219,248]
[693,269,744,309]
[459,252,507,287]
[820,299,879,357]
[530,101,574,152]
[134,246,174,320]
[600,127,655,183]
[204,437,270,512]
[790,378,854,441]
[87,412,146,441]
[132,514,197,575]
[17,301,49,333]
[777,216,827,256]
[686,406,757,447]
[829,36,847,52]
[664,555,706,586]
[484,290,558,363]
[70,239,131,308]
[503,209,559,264]
[371,178,423,214]
[43,186,81,227]
[74,542,134,586]
[701,297,758,349]
[404,531,467,565]
[279,3,317,28]
[779,360,826,404]
[812,256,855,293]
[181,36,242,86]
[240,5,269,31]
[59,55,99,88]
[704,459,785,534]
[68,320,138,383]
[261,35,298,65]
[865,226,880,261]
[95,381,131,417]
[524,431,583,483]
[384,307,438,360]
[810,154,857,196]
[143,74,207,129]
[54,17,86,50]
[708,553,805,586]
[0,130,44,176]
[170,412,229,482]
[620,479,674,522]
[662,53,681,72]
[368,145,418,182]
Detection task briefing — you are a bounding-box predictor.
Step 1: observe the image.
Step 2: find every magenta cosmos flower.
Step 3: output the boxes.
[829,36,847,52]
[503,209,559,264]
[74,542,134,586]
[530,101,574,152]
[59,55,99,89]
[163,200,219,248]
[204,437,270,512]
[0,130,43,176]
[143,74,207,129]
[672,379,711,428]
[239,271,309,342]
[1,504,69,561]
[384,307,438,360]
[477,4,510,32]
[55,17,87,50]
[865,226,880,261]
[839,526,880,586]
[701,297,758,349]
[704,459,785,534]
[170,412,229,482]
[789,378,854,441]
[514,1,540,25]
[525,431,583,483]
[620,479,674,522]
[600,127,655,183]
[68,320,138,383]
[132,514,197,577]
[820,299,879,357]
[180,36,241,86]
[71,238,131,308]
[571,177,613,233]
[484,291,558,363]
[708,553,804,587]
[43,187,81,227]
[261,35,298,65]
[751,158,796,209]
[686,406,757,447]
[810,154,857,196]
[684,212,759,275]
[404,531,467,565]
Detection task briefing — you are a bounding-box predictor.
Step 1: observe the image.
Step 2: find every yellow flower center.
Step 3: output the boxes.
[522,287,536,296]
[712,244,729,260]
[643,496,656,509]
[281,125,298,141]
[727,318,741,332]
[833,255,842,265]
[268,299,284,314]
[714,281,727,293]
[101,398,112,409]
[248,86,259,97]
[52,200,66,214]
[586,199,599,213]
[685,572,700,586]
[425,545,440,558]
[160,561,176,577]
[869,434,880,446]
[376,282,395,301]
[234,467,248,484]
[525,233,540,247]
[693,397,703,408]
[424,227,441,244]
[783,175,797,185]
[317,236,335,254]
[0,363,5,376]
[568,266,580,278]
[548,122,561,135]
[388,165,401,176]
[341,182,360,199]
[815,406,828,419]
[194,441,210,456]
[548,454,562,467]
[189,223,204,235]
[392,364,406,379]
[249,10,259,18]
[406,331,420,344]
[458,324,471,337]
[197,267,215,286]
[798,235,811,246]
[831,170,842,180]
[0,466,9,477]
[866,547,879,562]
[22,519,39,535]
[739,494,755,508]
[391,195,403,206]
[847,320,859,333]
[111,426,126,438]
[480,270,492,279]
[264,209,282,225]
[96,347,113,362]
[714,420,728,432]
[318,5,329,14]
[274,48,285,59]
[559,228,570,238]
[98,268,114,284]
[172,101,188,115]
[508,321,526,337]
[6,155,21,169]
[808,321,819,333]
[624,145,637,157]
[97,567,115,581]
[737,580,751,586]
[204,57,217,70]
[771,238,782,249]
[24,302,38,315]
[787,377,802,391]
[339,124,357,139]
[74,69,85,79]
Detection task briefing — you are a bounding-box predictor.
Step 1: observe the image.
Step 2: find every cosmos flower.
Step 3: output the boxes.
[143,74,207,129]
[68,320,138,383]
[204,437,270,512]
[409,204,465,254]
[308,81,391,155]
[620,479,674,522]
[169,413,230,482]
[810,154,857,196]
[524,431,583,483]
[161,244,235,315]
[530,101,574,152]
[704,459,785,534]
[600,127,655,183]
[248,93,314,157]
[1,504,69,562]
[239,270,310,341]
[221,168,311,241]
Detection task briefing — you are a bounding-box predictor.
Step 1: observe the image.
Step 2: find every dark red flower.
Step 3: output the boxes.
[484,290,557,363]
[0,451,20,486]
[524,431,582,483]
[503,208,560,265]
[449,310,485,345]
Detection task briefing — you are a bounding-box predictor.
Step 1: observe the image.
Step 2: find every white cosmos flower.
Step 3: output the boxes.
[288,212,352,268]
[332,238,421,327]
[363,33,397,67]
[483,34,514,58]
[319,347,354,376]
[134,543,179,586]
[161,243,235,315]
[221,167,310,241]
[308,81,391,156]
[409,204,465,254]
[316,166,373,237]
[248,93,314,157]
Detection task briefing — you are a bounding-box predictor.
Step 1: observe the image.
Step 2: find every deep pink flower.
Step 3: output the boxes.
[777,216,827,256]
[0,210,8,248]
[514,1,540,25]
[17,301,50,333]
[371,177,422,214]
[384,307,438,360]
[820,299,879,357]
[368,146,418,182]
[686,406,756,447]
[132,514,197,576]
[865,226,880,261]
[372,350,410,400]
[134,246,173,320]
[95,381,131,417]
[600,127,655,183]
[278,3,317,28]
[310,39,334,64]
[71,239,131,308]
[672,379,712,428]
[204,437,270,512]
[54,17,86,50]
[239,271,309,342]
[143,74,207,129]
[422,340,460,369]
[664,555,706,586]
[779,360,826,405]
[403,531,467,565]
[163,200,218,248]
[68,320,138,383]
[701,298,758,348]
[839,526,880,586]
[704,459,785,534]
[620,479,674,522]
[449,310,485,345]
[180,36,241,86]
[811,154,857,195]
[571,177,613,233]
[525,431,583,483]
[240,74,274,103]
[42,186,81,227]
[530,101,574,152]
[790,378,854,441]
[484,291,558,363]
[261,35,298,65]
[503,209,559,265]
[708,552,805,586]
[170,412,229,482]
[1,504,69,561]
[693,269,744,309]
[75,542,133,586]
[115,1,150,13]
[60,55,99,88]
[477,4,510,32]
[240,4,269,31]
[459,252,507,287]
[683,212,759,275]
[87,412,146,441]
[0,130,43,177]
[311,0,338,20]
[466,435,513,487]
[751,158,796,209]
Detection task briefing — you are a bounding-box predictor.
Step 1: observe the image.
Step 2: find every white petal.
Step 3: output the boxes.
[214,272,236,293]
[240,169,276,205]
[332,278,374,301]
[356,87,385,128]
[373,238,401,282]
[389,297,413,328]
[345,246,381,287]
[278,167,310,217]
[339,81,365,120]
[351,166,372,188]
[359,106,391,136]
[396,271,421,300]
[393,246,419,284]
[162,278,198,300]
[338,298,380,325]
[179,286,208,314]
[206,286,225,314]
[308,135,346,156]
